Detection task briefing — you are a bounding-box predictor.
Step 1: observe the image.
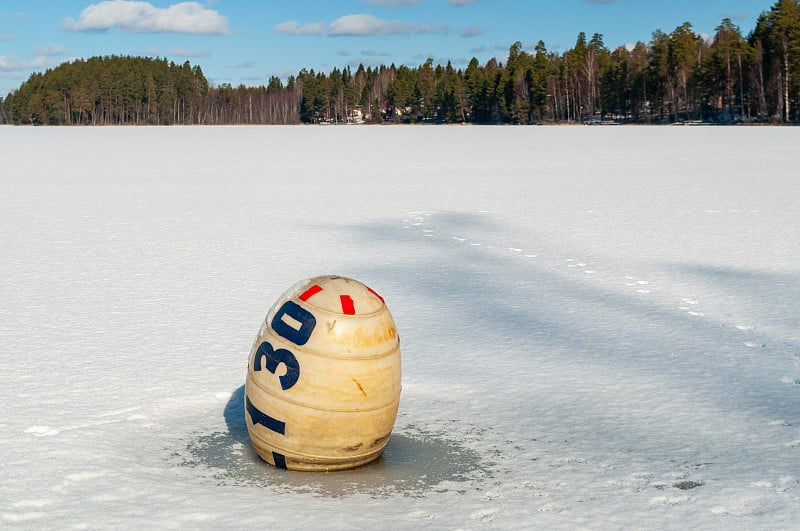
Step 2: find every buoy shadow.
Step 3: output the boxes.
[183,385,488,498]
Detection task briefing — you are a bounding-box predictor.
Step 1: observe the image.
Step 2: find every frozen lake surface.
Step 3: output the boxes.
[2,125,799,528]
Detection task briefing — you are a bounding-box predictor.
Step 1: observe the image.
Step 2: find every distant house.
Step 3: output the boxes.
[347,106,364,124]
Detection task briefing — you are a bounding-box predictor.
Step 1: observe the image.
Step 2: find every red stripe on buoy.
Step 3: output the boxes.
[299,284,323,301]
[367,286,384,303]
[340,295,355,315]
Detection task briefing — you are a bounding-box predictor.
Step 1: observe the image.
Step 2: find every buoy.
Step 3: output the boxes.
[245,275,401,471]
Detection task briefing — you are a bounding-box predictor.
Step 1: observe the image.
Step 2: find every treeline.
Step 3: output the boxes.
[4,0,800,125]
[4,56,209,125]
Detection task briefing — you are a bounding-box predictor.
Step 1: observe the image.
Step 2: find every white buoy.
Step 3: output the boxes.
[245,275,401,471]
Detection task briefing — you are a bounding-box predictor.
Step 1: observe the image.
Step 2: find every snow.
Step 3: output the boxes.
[2,125,799,529]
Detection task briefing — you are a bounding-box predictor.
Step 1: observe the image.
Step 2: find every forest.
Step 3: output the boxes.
[3,0,800,125]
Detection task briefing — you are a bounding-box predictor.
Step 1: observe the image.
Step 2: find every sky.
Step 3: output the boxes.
[0,0,772,97]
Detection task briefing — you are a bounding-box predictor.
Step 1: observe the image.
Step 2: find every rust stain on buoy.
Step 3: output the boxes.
[353,378,367,397]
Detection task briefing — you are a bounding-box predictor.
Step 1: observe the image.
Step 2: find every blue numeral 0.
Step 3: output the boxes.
[271,300,316,346]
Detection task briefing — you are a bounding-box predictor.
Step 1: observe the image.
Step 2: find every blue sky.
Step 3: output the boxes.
[1,0,770,96]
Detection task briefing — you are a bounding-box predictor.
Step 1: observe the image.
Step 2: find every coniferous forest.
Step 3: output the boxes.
[3,0,800,125]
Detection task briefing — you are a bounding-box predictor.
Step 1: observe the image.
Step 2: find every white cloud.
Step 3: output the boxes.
[361,49,394,57]
[448,0,477,5]
[461,25,481,37]
[168,47,210,58]
[329,14,413,36]
[61,1,228,34]
[32,45,70,57]
[0,11,25,24]
[0,33,13,41]
[328,14,447,36]
[0,56,18,71]
[0,55,52,72]
[273,20,324,36]
[272,14,449,37]
[273,13,447,38]
[364,0,423,6]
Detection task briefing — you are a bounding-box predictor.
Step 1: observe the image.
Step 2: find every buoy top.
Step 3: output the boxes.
[295,275,385,316]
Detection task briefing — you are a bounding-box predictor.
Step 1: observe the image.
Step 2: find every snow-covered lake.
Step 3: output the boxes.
[2,125,799,529]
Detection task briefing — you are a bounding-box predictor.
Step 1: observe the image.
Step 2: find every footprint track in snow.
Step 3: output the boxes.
[400,211,785,356]
[24,406,148,437]
[405,211,665,301]
[678,297,705,317]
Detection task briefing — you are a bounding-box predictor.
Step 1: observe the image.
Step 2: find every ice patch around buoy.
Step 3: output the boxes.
[176,386,489,498]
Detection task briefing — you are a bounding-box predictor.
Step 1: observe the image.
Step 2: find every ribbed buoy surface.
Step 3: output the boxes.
[245,275,401,471]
